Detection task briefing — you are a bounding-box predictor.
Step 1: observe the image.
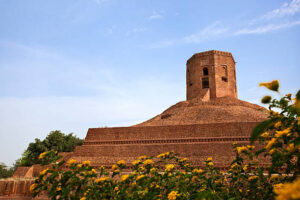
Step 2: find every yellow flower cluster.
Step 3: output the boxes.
[206,157,213,162]
[179,158,188,162]
[275,128,291,138]
[248,176,259,181]
[274,178,300,200]
[132,159,140,166]
[165,164,175,172]
[117,160,126,165]
[39,168,48,176]
[38,152,47,160]
[29,183,37,193]
[259,80,279,91]
[82,160,91,166]
[121,174,129,181]
[168,191,179,200]
[157,152,170,158]
[266,138,277,150]
[261,132,269,138]
[143,159,154,166]
[136,175,145,180]
[274,121,282,128]
[192,168,203,174]
[236,146,248,154]
[112,164,118,171]
[150,167,157,173]
[95,177,109,183]
[67,159,76,167]
[138,156,147,160]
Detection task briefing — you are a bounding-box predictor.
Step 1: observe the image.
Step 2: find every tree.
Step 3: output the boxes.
[19,130,83,166]
[0,162,14,178]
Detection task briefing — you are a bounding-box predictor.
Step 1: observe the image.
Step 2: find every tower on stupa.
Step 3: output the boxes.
[186,50,238,101]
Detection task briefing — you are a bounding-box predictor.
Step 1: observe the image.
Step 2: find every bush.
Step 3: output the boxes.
[31,81,299,200]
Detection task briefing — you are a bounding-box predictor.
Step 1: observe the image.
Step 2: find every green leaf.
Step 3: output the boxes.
[294,137,300,146]
[250,119,274,143]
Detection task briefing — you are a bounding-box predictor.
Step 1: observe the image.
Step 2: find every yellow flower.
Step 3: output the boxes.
[114,186,119,191]
[248,176,259,181]
[138,155,147,160]
[261,132,269,138]
[95,177,109,183]
[274,178,300,200]
[39,168,48,176]
[269,148,276,155]
[38,152,47,160]
[121,174,129,181]
[157,152,170,158]
[236,146,248,154]
[80,197,86,200]
[266,138,277,150]
[99,166,105,170]
[89,168,97,174]
[82,160,91,166]
[259,80,279,91]
[139,166,145,171]
[165,164,175,172]
[143,159,154,166]
[117,160,126,165]
[150,167,157,173]
[208,162,214,167]
[67,159,76,167]
[231,163,238,169]
[286,143,296,152]
[112,164,118,171]
[168,191,179,200]
[136,175,145,180]
[247,145,255,150]
[243,165,248,171]
[206,157,213,162]
[132,159,140,166]
[192,168,203,174]
[29,183,37,193]
[275,128,291,138]
[179,158,188,162]
[274,121,282,128]
[191,176,197,183]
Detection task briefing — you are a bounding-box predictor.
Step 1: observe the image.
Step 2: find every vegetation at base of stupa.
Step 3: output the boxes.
[19,130,83,166]
[31,80,300,200]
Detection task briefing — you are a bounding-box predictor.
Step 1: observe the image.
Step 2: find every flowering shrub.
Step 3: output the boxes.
[31,80,299,200]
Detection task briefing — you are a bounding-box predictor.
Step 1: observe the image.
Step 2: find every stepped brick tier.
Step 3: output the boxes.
[1,50,268,199]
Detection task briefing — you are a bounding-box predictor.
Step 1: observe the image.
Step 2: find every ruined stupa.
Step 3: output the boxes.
[0,50,268,198]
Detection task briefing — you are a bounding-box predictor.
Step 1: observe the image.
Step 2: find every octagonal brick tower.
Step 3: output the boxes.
[186,50,238,101]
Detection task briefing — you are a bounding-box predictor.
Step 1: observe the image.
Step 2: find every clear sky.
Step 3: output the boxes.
[0,0,299,166]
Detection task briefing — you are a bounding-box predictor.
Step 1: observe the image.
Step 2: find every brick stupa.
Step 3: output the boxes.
[0,50,268,198]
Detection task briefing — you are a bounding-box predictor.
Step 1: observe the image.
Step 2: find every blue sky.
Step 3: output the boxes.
[0,0,299,166]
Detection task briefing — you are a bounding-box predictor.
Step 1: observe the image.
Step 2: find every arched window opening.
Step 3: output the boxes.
[222,65,228,82]
[202,78,209,89]
[203,67,208,76]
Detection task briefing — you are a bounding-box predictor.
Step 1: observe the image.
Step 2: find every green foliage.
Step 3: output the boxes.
[0,163,15,179]
[20,130,83,166]
[30,81,300,200]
